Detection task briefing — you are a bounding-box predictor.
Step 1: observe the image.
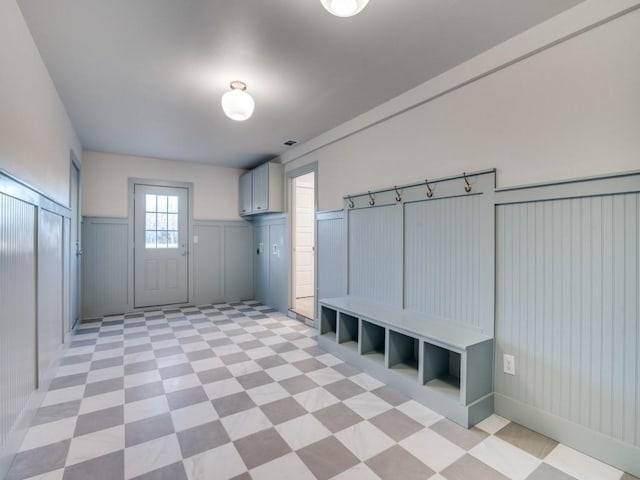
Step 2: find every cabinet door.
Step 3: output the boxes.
[252,163,268,212]
[239,171,253,215]
[254,225,269,304]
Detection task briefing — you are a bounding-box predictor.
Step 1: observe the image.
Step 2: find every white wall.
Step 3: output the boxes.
[282,1,640,211]
[0,0,81,206]
[82,151,244,220]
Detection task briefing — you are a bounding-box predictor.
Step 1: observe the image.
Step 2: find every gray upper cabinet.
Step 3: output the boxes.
[239,162,284,217]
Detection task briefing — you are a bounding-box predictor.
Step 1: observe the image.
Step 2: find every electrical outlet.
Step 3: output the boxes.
[503,354,515,375]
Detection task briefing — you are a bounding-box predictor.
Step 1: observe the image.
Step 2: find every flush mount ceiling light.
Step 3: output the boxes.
[320,0,370,17]
[221,81,255,121]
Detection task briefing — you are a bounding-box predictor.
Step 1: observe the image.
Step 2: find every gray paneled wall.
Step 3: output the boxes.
[0,192,37,450]
[348,205,403,307]
[82,218,253,317]
[37,209,64,384]
[82,217,130,317]
[496,192,639,448]
[253,214,287,313]
[316,211,347,303]
[404,196,483,330]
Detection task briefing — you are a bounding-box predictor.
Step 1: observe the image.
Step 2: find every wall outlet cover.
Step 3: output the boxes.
[503,354,516,375]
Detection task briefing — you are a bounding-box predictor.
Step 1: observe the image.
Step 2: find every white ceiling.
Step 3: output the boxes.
[18,0,583,169]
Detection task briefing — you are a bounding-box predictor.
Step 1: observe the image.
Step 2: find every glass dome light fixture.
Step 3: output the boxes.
[221,80,255,121]
[320,0,370,17]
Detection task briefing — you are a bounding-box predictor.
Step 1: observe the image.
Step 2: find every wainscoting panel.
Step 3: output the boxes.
[316,211,347,304]
[348,205,403,308]
[496,192,639,448]
[37,209,64,384]
[404,195,483,330]
[0,192,36,451]
[82,217,130,317]
[192,223,223,304]
[224,224,253,302]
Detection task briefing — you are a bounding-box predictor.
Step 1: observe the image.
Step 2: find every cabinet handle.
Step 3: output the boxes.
[256,206,262,210]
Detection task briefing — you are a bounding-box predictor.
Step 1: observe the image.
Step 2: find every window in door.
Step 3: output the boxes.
[145,194,179,249]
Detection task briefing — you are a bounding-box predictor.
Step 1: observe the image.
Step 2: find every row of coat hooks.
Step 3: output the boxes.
[346,171,475,209]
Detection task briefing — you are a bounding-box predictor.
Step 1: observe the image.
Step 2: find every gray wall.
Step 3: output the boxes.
[495,185,640,471]
[316,211,347,312]
[82,217,253,317]
[0,172,72,476]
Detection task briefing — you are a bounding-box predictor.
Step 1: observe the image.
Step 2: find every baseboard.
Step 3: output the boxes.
[494,393,640,477]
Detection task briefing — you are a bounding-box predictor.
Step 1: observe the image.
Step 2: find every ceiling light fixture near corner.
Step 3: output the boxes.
[320,0,369,17]
[221,81,255,121]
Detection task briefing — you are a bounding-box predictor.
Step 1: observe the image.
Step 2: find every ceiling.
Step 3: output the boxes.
[18,0,583,169]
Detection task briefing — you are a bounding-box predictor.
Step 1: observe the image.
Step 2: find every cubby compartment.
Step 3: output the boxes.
[388,330,419,380]
[360,320,385,365]
[320,306,337,341]
[423,342,461,400]
[338,312,359,351]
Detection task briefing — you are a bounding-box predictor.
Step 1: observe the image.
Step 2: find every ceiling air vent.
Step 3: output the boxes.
[283,140,298,146]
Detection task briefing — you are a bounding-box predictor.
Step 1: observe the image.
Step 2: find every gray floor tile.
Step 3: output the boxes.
[296,436,359,480]
[622,474,640,480]
[32,399,81,426]
[124,344,153,355]
[60,353,93,366]
[430,419,488,450]
[91,356,124,370]
[234,428,291,469]
[260,397,307,425]
[369,408,423,441]
[125,381,165,403]
[5,440,70,480]
[131,461,188,480]
[324,379,366,400]
[166,386,208,410]
[159,363,194,380]
[527,463,578,480]
[279,375,318,395]
[331,362,360,377]
[495,422,558,459]
[211,391,256,417]
[371,385,409,406]
[303,346,325,357]
[271,342,297,354]
[177,420,230,458]
[207,338,233,348]
[185,349,215,362]
[196,366,232,384]
[153,346,183,358]
[62,449,124,480]
[84,377,124,398]
[236,371,274,390]
[292,358,326,373]
[441,454,508,480]
[229,473,252,480]
[75,405,124,436]
[237,340,263,350]
[313,403,363,433]
[95,341,124,352]
[366,445,435,480]
[220,352,251,365]
[125,412,175,447]
[49,373,88,391]
[256,355,287,369]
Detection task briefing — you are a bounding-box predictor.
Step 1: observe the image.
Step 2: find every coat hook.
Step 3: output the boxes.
[394,186,402,202]
[463,172,472,193]
[368,191,375,206]
[347,195,354,209]
[425,179,434,198]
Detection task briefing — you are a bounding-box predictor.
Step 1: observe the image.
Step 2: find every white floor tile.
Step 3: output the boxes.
[123,370,162,388]
[265,364,302,382]
[124,433,182,479]
[245,382,290,406]
[343,392,395,419]
[19,417,77,451]
[275,414,332,451]
[124,395,169,423]
[86,366,124,383]
[544,444,623,480]
[279,349,311,363]
[162,373,201,393]
[183,443,246,480]
[469,436,541,480]
[227,360,262,377]
[203,377,243,400]
[335,421,395,461]
[23,468,65,480]
[221,407,272,441]
[156,354,189,368]
[294,387,340,412]
[66,425,124,466]
[474,414,510,435]
[400,428,465,472]
[306,367,345,386]
[349,373,385,391]
[396,400,443,427]
[40,385,86,407]
[331,463,381,480]
[190,356,224,373]
[78,390,124,415]
[170,401,218,432]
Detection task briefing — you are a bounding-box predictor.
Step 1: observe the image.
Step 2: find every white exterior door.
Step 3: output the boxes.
[295,174,314,298]
[134,184,188,307]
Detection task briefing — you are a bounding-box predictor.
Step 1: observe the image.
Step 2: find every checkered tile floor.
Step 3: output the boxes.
[6,301,637,480]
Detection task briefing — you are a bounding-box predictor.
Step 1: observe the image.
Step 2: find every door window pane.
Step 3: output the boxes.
[144,194,179,249]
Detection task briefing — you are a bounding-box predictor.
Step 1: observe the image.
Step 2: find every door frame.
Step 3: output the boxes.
[128,178,194,309]
[286,162,318,319]
[69,152,81,331]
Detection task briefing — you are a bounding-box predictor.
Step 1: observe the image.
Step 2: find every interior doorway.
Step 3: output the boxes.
[70,159,81,329]
[291,172,315,319]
